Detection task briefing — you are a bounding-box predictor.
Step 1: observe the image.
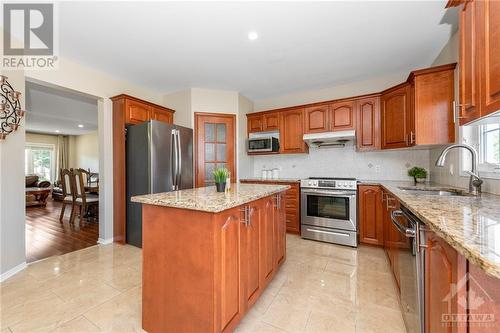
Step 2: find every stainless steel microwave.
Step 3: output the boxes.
[247,137,280,153]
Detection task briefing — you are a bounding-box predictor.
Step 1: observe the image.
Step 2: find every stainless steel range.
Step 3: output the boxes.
[300,177,357,247]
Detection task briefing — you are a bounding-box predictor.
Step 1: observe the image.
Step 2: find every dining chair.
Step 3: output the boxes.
[59,169,76,222]
[72,169,99,225]
[77,168,91,187]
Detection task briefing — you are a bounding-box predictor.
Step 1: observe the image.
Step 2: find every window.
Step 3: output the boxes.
[479,123,500,165]
[461,116,500,179]
[25,143,55,182]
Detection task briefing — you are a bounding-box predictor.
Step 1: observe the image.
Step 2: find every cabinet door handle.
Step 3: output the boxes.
[239,206,249,226]
[409,131,415,145]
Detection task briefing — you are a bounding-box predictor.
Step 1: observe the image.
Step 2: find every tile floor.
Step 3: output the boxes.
[1,235,406,333]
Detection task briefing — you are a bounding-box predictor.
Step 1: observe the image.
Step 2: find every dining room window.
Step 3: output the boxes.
[25,143,55,182]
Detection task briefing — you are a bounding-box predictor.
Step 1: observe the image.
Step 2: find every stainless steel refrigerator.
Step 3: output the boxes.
[126,120,193,247]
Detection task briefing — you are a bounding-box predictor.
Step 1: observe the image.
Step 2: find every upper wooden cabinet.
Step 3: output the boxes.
[304,105,329,133]
[247,112,280,133]
[247,114,263,133]
[381,64,456,149]
[381,84,412,149]
[411,64,456,145]
[152,107,173,124]
[126,99,151,125]
[459,0,480,124]
[330,100,355,131]
[281,108,309,154]
[449,0,500,124]
[111,94,175,126]
[263,112,280,131]
[477,0,500,116]
[356,96,381,151]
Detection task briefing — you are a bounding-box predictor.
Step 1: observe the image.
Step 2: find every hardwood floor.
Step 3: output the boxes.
[25,198,99,263]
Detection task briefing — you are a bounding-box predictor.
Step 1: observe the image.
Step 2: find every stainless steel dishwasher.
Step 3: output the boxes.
[391,205,426,333]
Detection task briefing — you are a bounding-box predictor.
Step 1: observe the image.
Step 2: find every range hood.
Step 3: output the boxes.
[303,130,356,148]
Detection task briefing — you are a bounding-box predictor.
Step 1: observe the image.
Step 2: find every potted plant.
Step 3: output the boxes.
[213,167,229,192]
[408,166,428,185]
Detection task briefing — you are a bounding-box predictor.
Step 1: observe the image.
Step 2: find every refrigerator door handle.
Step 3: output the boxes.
[171,129,177,190]
[176,129,182,189]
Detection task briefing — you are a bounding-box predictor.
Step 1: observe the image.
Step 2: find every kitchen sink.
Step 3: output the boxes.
[397,187,471,196]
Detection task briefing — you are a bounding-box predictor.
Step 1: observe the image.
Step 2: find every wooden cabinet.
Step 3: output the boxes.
[240,180,300,234]
[330,100,355,131]
[247,114,263,133]
[381,84,412,149]
[449,0,500,124]
[281,108,308,154]
[242,200,262,307]
[113,94,175,126]
[152,107,173,124]
[477,0,500,116]
[424,230,460,333]
[126,99,151,124]
[304,105,329,133]
[411,64,456,145]
[260,197,275,287]
[263,112,280,131]
[381,64,455,149]
[459,0,480,124]
[468,262,500,333]
[356,96,381,151]
[247,112,280,133]
[358,185,384,246]
[218,208,244,331]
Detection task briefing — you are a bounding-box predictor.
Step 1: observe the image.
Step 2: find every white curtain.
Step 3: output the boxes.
[56,135,69,182]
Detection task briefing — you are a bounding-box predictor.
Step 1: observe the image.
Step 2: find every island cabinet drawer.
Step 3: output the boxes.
[240,180,301,234]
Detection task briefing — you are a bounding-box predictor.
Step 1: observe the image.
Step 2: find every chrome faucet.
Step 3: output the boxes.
[435,143,483,196]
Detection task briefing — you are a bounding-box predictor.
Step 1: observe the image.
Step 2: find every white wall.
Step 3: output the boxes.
[68,132,99,172]
[238,95,254,179]
[162,89,192,128]
[253,146,430,181]
[0,69,27,280]
[428,31,500,195]
[253,70,408,111]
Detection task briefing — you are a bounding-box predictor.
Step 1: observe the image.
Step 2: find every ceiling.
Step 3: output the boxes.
[59,1,458,100]
[25,81,98,136]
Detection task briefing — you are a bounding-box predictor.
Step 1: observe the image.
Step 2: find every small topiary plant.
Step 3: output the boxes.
[408,166,428,185]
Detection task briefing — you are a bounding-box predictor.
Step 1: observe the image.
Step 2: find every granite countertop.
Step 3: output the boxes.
[240,177,301,183]
[359,180,500,279]
[131,183,290,213]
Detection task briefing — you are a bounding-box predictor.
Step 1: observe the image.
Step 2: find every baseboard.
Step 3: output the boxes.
[97,237,114,245]
[0,262,27,283]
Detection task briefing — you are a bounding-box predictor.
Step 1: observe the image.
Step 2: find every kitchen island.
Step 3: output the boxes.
[131,183,289,333]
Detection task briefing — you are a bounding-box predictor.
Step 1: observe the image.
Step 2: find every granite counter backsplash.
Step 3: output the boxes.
[359,180,500,279]
[131,183,289,213]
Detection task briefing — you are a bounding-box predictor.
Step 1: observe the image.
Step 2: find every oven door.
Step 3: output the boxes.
[301,189,357,231]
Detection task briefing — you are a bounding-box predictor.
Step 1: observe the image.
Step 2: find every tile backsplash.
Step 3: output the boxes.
[251,144,431,181]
